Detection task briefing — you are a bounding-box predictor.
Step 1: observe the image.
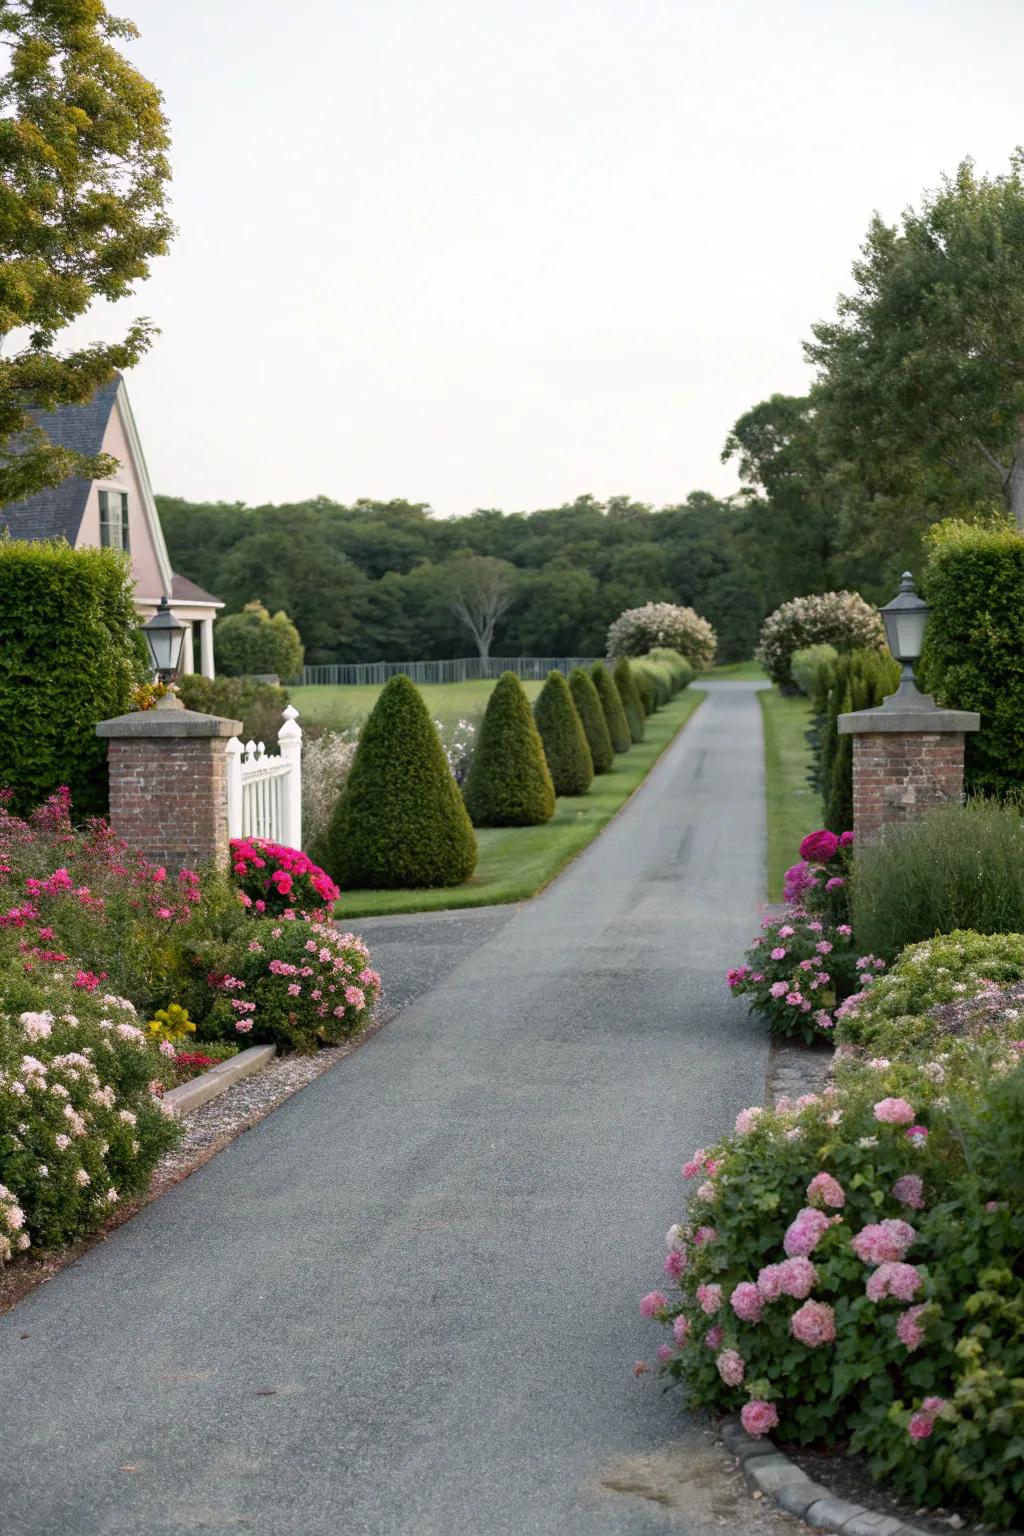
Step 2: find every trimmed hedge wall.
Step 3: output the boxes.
[922,518,1024,796]
[462,671,555,827]
[176,674,289,746]
[533,671,593,796]
[613,657,645,743]
[591,662,631,753]
[0,539,146,816]
[327,674,476,887]
[568,667,614,774]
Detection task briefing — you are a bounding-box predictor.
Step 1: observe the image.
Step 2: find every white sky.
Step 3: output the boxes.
[72,0,1022,516]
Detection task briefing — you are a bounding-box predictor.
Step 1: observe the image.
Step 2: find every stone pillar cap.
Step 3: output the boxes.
[97,707,243,740]
[839,689,980,735]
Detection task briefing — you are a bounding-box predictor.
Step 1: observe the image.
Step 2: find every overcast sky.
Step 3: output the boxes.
[74,0,1021,516]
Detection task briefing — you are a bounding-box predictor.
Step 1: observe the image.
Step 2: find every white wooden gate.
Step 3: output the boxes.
[226,704,303,848]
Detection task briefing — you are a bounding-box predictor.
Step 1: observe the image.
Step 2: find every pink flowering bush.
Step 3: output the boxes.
[195,918,380,1053]
[645,1042,1024,1526]
[729,909,869,1043]
[229,837,339,919]
[0,969,180,1254]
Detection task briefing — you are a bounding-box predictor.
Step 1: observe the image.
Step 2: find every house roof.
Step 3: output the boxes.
[0,377,121,544]
[171,573,224,607]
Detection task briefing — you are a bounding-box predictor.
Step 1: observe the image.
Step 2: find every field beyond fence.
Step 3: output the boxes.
[295,656,598,687]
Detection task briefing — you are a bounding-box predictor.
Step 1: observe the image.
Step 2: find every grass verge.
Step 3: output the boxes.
[699,658,765,681]
[291,678,543,733]
[759,688,820,900]
[337,689,705,917]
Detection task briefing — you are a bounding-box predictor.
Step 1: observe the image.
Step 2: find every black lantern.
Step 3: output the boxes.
[142,595,186,684]
[880,571,929,685]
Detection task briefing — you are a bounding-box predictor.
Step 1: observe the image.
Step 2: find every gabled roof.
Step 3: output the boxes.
[171,573,224,608]
[0,377,122,544]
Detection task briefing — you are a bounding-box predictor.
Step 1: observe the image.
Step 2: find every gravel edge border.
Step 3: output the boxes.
[163,1043,276,1116]
[720,1417,1022,1536]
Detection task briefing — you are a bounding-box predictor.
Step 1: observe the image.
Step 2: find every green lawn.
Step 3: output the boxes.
[698,658,766,681]
[337,688,706,918]
[759,689,820,900]
[292,678,543,733]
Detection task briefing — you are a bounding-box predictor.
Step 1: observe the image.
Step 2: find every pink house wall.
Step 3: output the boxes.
[75,397,166,599]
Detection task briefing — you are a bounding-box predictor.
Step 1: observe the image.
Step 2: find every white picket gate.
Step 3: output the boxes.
[226,704,303,848]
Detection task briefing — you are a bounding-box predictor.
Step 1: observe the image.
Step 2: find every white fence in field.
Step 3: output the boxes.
[296,655,598,687]
[226,704,303,848]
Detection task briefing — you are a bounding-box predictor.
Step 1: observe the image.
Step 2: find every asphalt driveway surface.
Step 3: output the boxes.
[0,682,780,1536]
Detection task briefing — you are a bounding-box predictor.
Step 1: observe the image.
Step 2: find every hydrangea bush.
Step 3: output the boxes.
[230,837,339,918]
[643,1042,1024,1527]
[197,917,381,1053]
[607,603,717,672]
[756,592,885,688]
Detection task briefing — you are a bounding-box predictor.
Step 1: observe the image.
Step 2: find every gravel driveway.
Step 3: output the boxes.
[0,682,788,1536]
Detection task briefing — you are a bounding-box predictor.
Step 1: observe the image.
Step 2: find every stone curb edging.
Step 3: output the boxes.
[720,1417,1020,1536]
[163,1045,276,1117]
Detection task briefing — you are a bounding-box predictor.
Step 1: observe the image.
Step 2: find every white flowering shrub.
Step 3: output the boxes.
[0,970,180,1254]
[607,603,717,671]
[434,717,476,786]
[302,729,359,855]
[756,591,884,687]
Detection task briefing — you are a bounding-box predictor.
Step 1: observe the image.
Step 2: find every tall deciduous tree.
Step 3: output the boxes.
[807,154,1024,529]
[0,0,173,505]
[447,555,517,660]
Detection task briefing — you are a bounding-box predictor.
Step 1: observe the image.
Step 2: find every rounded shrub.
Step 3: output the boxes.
[790,644,839,699]
[327,675,477,888]
[591,663,631,754]
[646,647,694,693]
[756,591,885,688]
[632,656,672,706]
[607,602,716,671]
[568,667,614,774]
[633,669,656,716]
[613,657,645,743]
[462,672,555,827]
[533,672,593,797]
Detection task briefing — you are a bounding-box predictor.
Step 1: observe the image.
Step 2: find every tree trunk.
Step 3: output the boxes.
[1007,434,1024,531]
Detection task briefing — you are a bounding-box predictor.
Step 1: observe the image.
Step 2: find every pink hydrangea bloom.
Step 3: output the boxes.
[664,1250,685,1280]
[735,1106,763,1134]
[866,1262,923,1302]
[769,981,788,999]
[741,1400,779,1438]
[908,1411,934,1440]
[807,1172,846,1209]
[778,1257,817,1298]
[790,1300,836,1347]
[757,1263,785,1301]
[682,1150,706,1179]
[656,1343,673,1363]
[730,1281,763,1323]
[716,1348,745,1386]
[800,829,839,863]
[771,948,788,962]
[693,1226,716,1246]
[783,1207,831,1257]
[896,1304,928,1350]
[874,1097,916,1125]
[892,1174,925,1210]
[673,1314,691,1346]
[640,1290,668,1318]
[851,1219,917,1265]
[696,1283,723,1315]
[704,1325,723,1349]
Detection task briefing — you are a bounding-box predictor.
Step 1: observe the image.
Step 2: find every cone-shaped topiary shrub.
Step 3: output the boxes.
[533,671,593,796]
[633,668,656,716]
[614,657,645,743]
[327,675,477,888]
[591,662,632,754]
[568,667,615,774]
[463,671,555,826]
[632,656,672,706]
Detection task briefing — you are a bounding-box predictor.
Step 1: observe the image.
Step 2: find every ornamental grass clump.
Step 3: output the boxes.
[851,798,1024,960]
[327,675,477,888]
[613,657,645,744]
[642,1044,1024,1528]
[590,663,631,754]
[568,668,614,774]
[532,672,593,797]
[607,603,716,671]
[197,918,380,1053]
[463,672,555,827]
[0,972,180,1255]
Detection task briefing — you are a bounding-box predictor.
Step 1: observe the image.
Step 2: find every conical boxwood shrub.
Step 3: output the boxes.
[533,671,593,796]
[463,671,555,827]
[614,657,645,744]
[591,662,631,754]
[633,668,656,716]
[327,675,476,888]
[568,667,614,774]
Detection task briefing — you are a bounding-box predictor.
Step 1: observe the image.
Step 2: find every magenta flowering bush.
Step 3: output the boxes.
[643,1042,1024,1526]
[229,837,339,919]
[196,917,380,1053]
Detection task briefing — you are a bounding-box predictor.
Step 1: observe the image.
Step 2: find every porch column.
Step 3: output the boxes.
[200,616,215,679]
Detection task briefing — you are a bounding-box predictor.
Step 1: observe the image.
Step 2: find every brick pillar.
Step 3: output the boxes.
[838,695,980,844]
[96,701,243,871]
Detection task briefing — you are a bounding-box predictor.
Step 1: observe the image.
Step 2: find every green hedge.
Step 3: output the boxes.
[814,648,900,831]
[463,671,555,827]
[921,518,1024,796]
[176,674,289,746]
[533,671,593,796]
[0,539,146,816]
[327,675,476,887]
[613,657,645,743]
[633,668,656,716]
[568,667,614,774]
[645,647,694,692]
[591,662,631,753]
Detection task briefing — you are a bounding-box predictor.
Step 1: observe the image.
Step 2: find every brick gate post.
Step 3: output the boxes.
[837,694,980,844]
